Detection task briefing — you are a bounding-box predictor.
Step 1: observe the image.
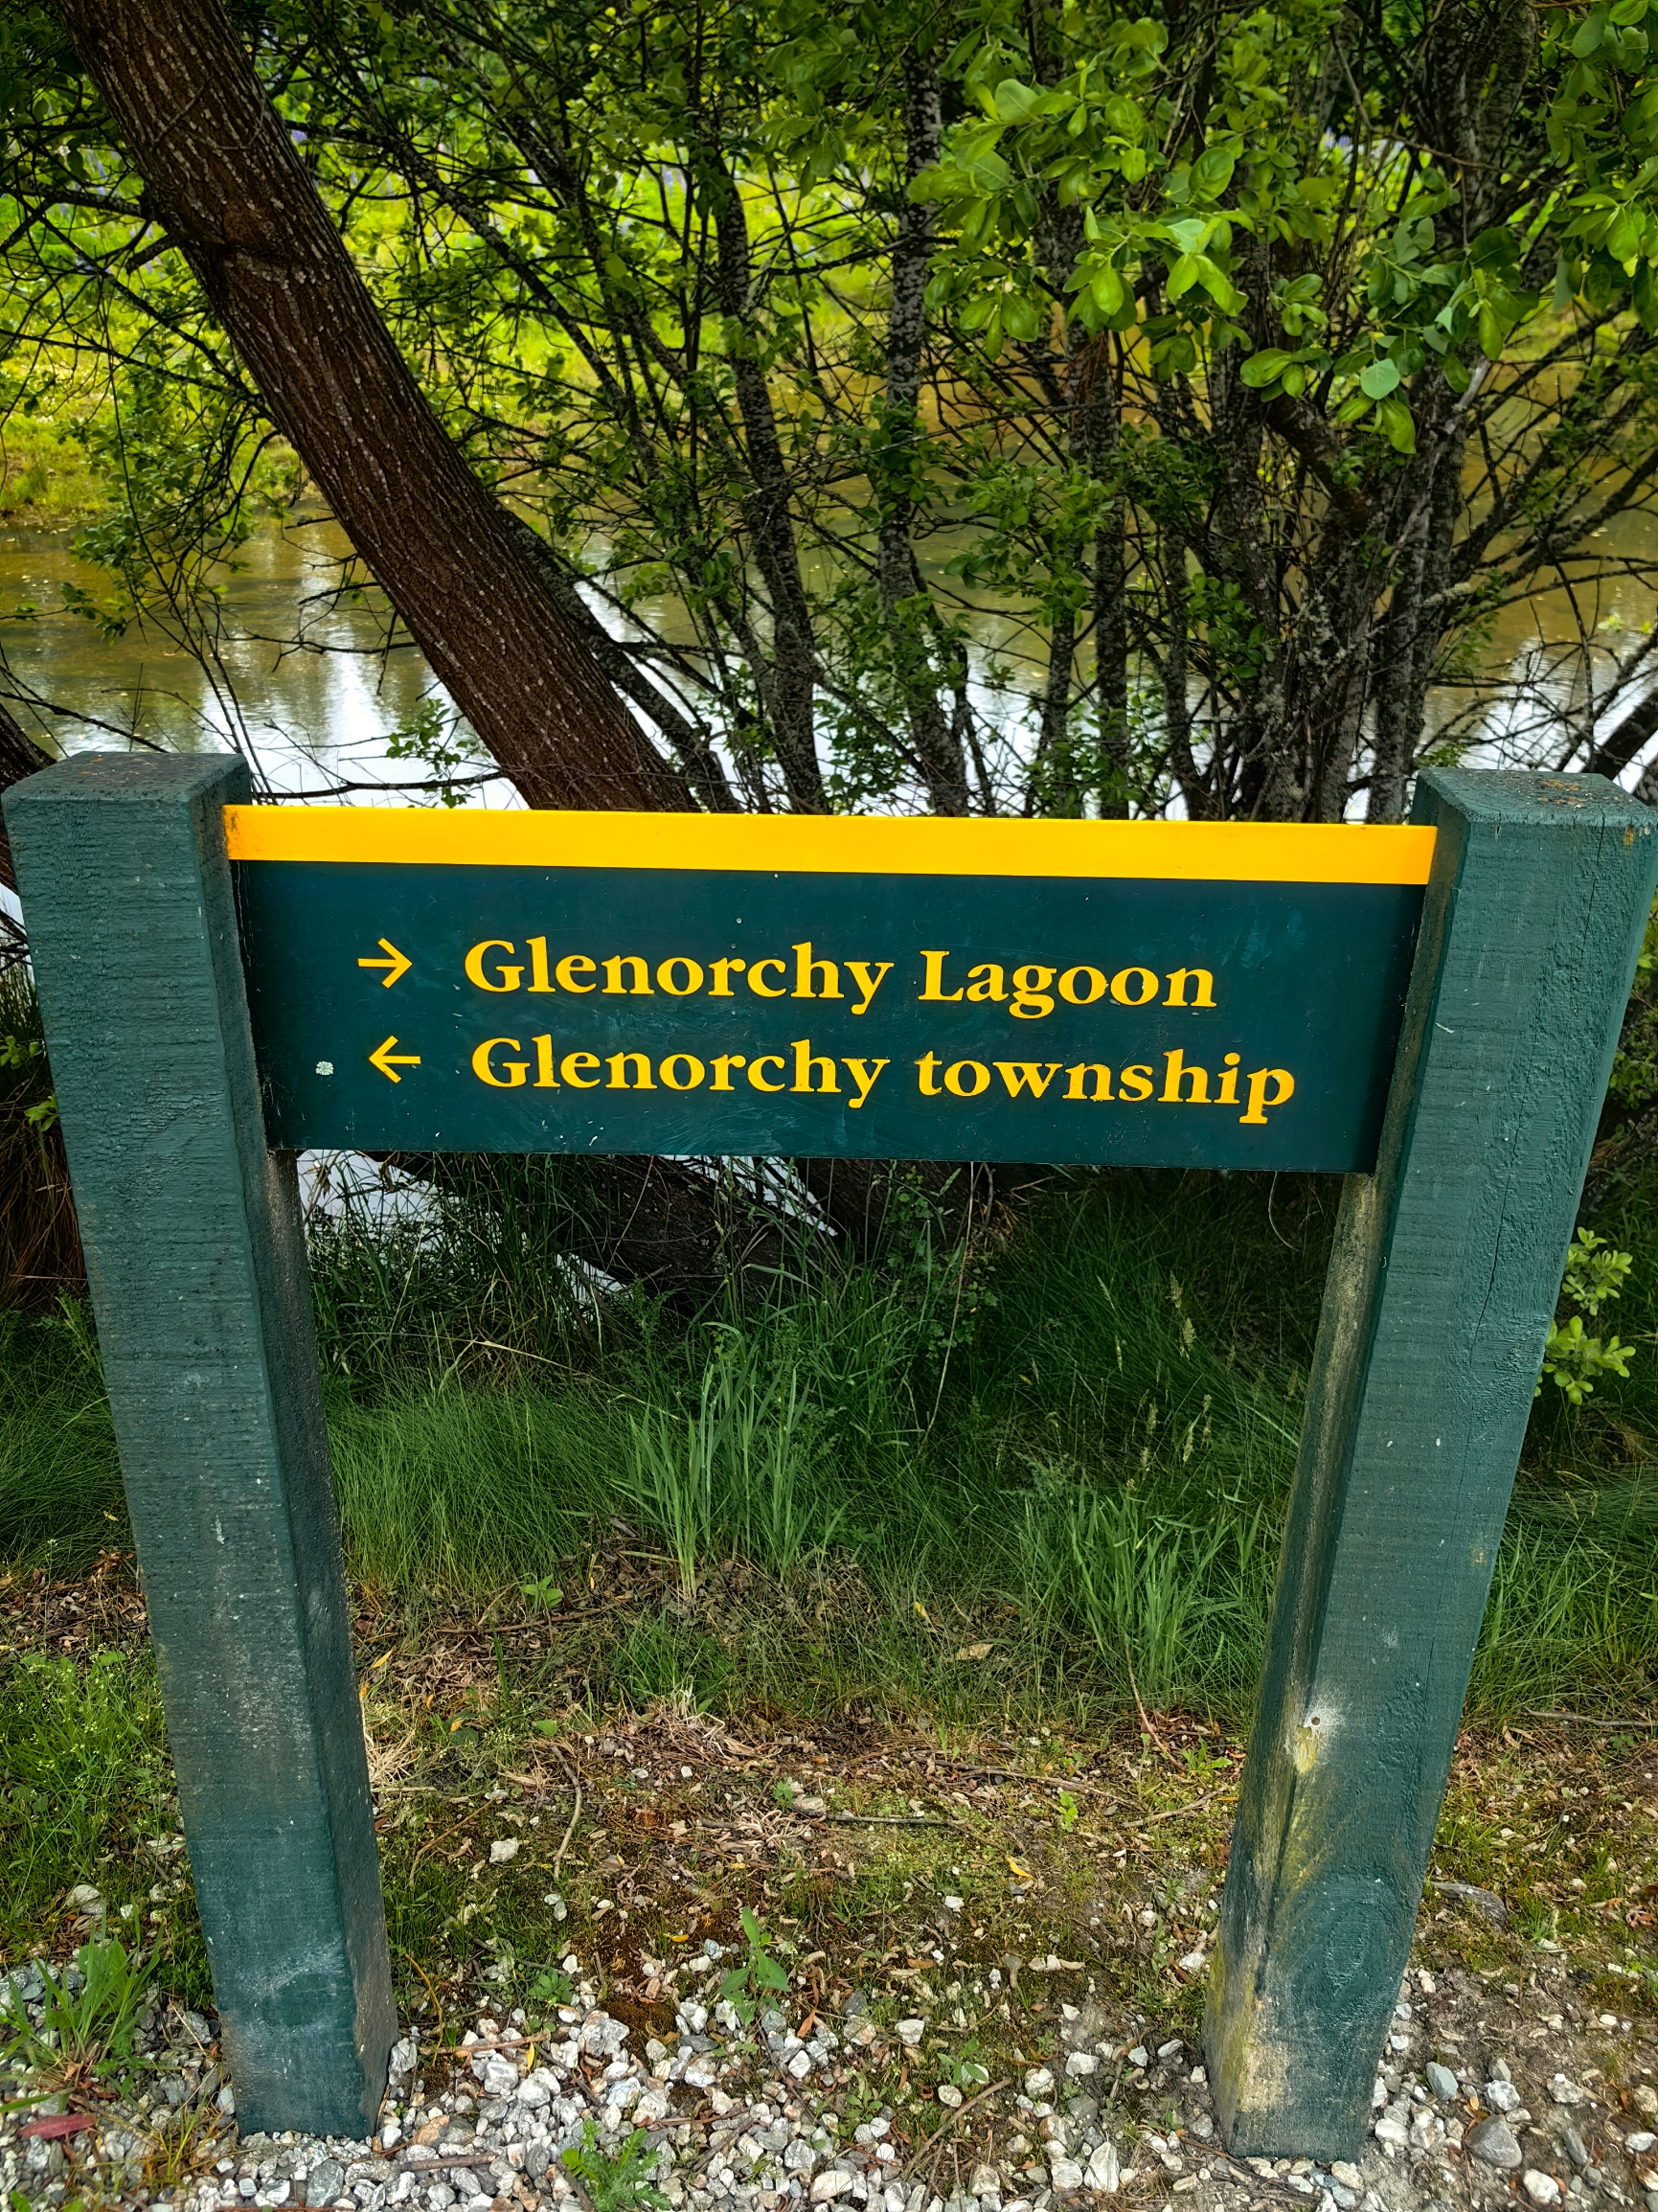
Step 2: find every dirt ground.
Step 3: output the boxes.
[2,1556,1655,2212]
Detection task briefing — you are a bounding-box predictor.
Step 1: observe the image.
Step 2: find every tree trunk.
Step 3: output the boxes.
[705,150,825,812]
[1359,331,1477,820]
[876,58,971,816]
[59,0,690,814]
[1085,343,1131,820]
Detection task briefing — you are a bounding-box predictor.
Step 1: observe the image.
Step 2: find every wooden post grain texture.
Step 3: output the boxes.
[1205,769,1658,2157]
[4,751,395,2138]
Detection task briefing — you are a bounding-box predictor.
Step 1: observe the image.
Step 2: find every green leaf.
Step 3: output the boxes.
[1090,265,1126,315]
[1192,148,1236,201]
[1197,262,1246,313]
[1239,349,1293,387]
[1376,395,1418,452]
[1469,225,1520,271]
[1573,7,1609,54]
[1608,204,1647,259]
[993,79,1042,125]
[946,124,1012,195]
[1359,358,1400,399]
[1166,252,1201,299]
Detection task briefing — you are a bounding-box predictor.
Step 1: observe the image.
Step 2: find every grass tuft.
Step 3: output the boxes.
[3,1162,1655,1720]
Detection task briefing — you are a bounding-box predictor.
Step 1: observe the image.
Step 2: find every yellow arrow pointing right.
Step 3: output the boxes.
[357,939,413,988]
[368,1036,421,1083]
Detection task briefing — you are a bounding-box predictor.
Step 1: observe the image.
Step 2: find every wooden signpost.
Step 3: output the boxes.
[6,751,1654,2155]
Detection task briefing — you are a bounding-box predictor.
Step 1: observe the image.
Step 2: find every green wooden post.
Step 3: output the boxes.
[1205,768,1658,2157]
[4,752,396,2139]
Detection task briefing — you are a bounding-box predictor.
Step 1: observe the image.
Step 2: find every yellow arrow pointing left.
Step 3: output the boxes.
[369,1036,421,1083]
[357,939,413,988]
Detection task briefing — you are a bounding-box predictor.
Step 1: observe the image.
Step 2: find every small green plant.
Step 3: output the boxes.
[1056,1789,1079,1833]
[942,2036,991,2092]
[717,1905,789,2026]
[520,1575,564,1614]
[772,1779,796,1811]
[561,2119,668,2212]
[0,1938,154,2102]
[0,1032,56,1131]
[527,1967,575,2017]
[1537,1230,1636,1405]
[1181,1739,1232,1781]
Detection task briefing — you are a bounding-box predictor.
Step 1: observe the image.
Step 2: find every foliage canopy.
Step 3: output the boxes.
[7,0,1658,817]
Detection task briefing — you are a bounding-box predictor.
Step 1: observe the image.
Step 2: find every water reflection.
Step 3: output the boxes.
[0,514,515,807]
[4,508,1657,807]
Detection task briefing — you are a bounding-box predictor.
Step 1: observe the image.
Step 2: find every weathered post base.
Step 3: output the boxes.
[1205,770,1657,2158]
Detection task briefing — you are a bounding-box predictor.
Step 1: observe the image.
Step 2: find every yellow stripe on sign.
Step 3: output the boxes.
[223,807,1438,885]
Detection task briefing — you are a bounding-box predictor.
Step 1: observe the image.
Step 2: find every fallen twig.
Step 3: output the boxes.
[1215,2157,1313,2203]
[1122,1635,1177,1766]
[551,1747,583,1877]
[897,2079,1013,2182]
[396,2150,502,2175]
[1524,1709,1655,1733]
[1117,1786,1233,1830]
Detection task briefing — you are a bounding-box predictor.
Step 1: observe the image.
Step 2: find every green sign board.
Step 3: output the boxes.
[231,810,1436,1172]
[9,757,1656,2164]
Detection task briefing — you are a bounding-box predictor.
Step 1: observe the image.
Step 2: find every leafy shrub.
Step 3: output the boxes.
[1538,1229,1635,1406]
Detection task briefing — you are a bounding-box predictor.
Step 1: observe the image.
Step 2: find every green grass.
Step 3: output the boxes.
[2,1163,1655,1722]
[0,1302,122,1570]
[0,1647,210,2005]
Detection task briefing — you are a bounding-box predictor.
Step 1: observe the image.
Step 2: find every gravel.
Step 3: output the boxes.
[0,1945,1653,2212]
[1465,2119,1523,2170]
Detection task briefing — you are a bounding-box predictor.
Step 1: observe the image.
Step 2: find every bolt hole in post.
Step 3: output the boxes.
[5,758,1652,2150]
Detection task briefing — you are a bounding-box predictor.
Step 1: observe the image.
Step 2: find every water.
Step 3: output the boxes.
[4,508,1657,808]
[0,515,509,806]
